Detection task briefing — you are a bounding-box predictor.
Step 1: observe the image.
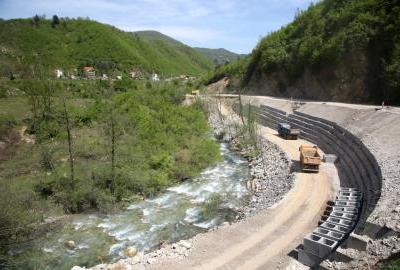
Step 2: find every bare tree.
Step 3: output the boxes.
[63,98,75,189]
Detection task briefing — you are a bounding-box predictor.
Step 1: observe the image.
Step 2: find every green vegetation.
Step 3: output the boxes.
[382,258,400,270]
[0,78,220,259]
[0,18,213,78]
[202,193,224,220]
[210,0,400,104]
[194,47,246,67]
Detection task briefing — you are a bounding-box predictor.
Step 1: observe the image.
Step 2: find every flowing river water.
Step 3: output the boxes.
[8,143,249,270]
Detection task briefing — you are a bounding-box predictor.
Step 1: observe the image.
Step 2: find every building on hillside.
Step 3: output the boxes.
[116,75,122,80]
[83,66,96,79]
[55,69,63,78]
[151,73,160,81]
[102,74,108,80]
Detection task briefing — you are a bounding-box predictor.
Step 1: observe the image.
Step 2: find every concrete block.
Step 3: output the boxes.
[327,206,359,214]
[340,187,360,192]
[339,191,363,197]
[330,211,358,221]
[298,248,323,267]
[323,154,338,163]
[334,200,361,208]
[313,227,345,242]
[320,222,350,235]
[303,233,338,258]
[326,217,355,230]
[336,195,362,202]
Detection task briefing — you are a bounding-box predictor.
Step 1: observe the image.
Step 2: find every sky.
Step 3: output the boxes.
[0,0,314,54]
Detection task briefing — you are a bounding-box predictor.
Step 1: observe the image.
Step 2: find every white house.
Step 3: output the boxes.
[151,73,160,81]
[55,69,63,78]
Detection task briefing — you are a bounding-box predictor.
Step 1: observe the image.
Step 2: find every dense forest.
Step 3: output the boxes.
[0,17,213,77]
[209,0,400,105]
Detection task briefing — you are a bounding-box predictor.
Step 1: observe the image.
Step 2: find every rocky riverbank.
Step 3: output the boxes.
[74,99,294,270]
[207,99,293,217]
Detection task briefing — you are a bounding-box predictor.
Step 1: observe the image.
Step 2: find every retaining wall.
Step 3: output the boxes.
[255,105,382,232]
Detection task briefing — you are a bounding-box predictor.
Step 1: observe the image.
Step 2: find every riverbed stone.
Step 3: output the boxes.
[125,246,137,257]
[66,240,76,249]
[179,240,192,249]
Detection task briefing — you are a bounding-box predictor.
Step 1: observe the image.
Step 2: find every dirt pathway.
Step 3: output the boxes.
[147,108,337,270]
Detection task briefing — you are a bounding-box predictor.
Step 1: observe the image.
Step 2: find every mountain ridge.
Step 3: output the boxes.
[0,19,213,77]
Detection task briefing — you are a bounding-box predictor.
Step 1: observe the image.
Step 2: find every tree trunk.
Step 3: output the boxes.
[110,108,115,189]
[63,100,75,189]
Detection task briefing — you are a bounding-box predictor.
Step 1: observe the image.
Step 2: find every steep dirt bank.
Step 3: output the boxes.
[242,52,382,104]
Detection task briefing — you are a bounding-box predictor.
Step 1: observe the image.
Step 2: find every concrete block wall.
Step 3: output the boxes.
[299,188,363,267]
[256,105,382,232]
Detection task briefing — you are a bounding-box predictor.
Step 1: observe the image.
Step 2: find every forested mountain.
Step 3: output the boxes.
[194,47,246,66]
[0,18,213,77]
[210,0,400,104]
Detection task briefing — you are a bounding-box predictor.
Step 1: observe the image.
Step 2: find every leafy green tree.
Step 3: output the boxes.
[51,15,60,28]
[33,14,40,26]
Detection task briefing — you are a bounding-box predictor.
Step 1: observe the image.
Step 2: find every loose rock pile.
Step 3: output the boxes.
[235,137,293,217]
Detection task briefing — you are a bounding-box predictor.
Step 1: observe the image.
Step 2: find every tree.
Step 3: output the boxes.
[33,14,40,26]
[62,97,75,190]
[51,15,60,28]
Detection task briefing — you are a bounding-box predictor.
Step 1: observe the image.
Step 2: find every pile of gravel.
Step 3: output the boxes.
[234,137,294,217]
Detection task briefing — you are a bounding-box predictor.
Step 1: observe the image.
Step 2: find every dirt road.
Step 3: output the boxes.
[147,116,337,269]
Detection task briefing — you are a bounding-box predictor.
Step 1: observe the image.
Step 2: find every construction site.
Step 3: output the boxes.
[132,93,399,270]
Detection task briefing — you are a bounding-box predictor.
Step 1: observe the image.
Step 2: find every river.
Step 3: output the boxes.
[7,143,249,270]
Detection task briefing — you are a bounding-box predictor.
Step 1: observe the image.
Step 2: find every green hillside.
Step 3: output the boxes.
[133,30,184,45]
[194,47,246,66]
[0,18,213,77]
[211,0,400,104]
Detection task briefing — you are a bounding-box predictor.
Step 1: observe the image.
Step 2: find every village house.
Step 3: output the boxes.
[151,73,160,81]
[55,69,63,78]
[83,66,96,79]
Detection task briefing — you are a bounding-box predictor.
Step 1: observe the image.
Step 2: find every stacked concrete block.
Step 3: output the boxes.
[304,233,339,257]
[313,227,345,242]
[298,187,363,267]
[334,200,361,208]
[320,221,349,235]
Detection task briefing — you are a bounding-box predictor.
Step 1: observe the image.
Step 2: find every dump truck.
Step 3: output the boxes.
[278,123,300,140]
[299,145,321,172]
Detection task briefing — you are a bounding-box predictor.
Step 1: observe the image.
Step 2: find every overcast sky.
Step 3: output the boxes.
[0,0,314,54]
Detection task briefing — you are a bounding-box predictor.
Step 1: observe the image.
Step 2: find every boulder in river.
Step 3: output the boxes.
[65,240,76,249]
[125,246,138,257]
